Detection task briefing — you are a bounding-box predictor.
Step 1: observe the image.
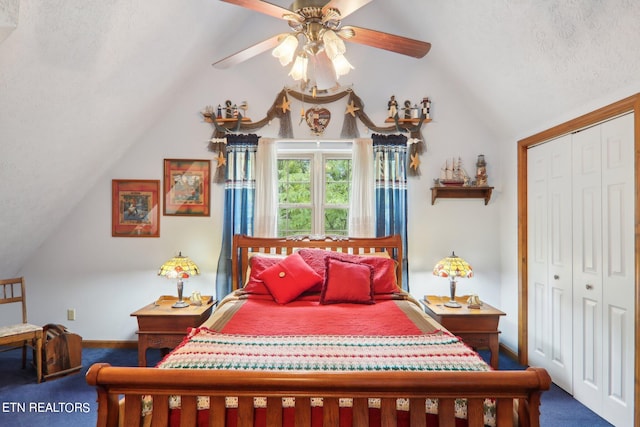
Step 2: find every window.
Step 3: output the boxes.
[277,152,351,237]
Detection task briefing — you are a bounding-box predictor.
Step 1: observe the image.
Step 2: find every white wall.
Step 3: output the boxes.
[18,60,504,343]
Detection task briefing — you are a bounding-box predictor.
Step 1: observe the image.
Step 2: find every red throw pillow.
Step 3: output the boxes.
[320,257,375,305]
[257,252,323,304]
[297,249,399,294]
[243,254,284,295]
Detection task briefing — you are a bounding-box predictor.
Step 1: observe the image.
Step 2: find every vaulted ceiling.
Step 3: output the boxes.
[1,0,640,276]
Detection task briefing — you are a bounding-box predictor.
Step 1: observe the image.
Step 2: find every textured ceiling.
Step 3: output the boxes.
[1,0,640,276]
[0,0,19,43]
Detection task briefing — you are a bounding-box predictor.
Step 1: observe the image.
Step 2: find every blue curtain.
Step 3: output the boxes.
[372,134,409,291]
[215,134,259,298]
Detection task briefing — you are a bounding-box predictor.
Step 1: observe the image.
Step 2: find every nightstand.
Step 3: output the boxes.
[421,295,505,369]
[131,295,216,366]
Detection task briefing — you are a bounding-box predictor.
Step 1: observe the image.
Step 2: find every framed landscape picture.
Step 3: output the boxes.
[163,159,211,216]
[112,179,160,237]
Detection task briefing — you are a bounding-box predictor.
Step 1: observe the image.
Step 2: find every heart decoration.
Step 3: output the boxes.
[305,107,331,136]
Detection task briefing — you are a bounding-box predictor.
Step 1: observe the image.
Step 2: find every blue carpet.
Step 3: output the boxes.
[0,346,162,427]
[0,347,612,426]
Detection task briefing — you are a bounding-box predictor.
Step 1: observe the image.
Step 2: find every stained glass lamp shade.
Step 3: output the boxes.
[158,252,200,308]
[433,252,473,308]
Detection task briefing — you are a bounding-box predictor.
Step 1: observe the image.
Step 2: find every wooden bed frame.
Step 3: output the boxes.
[86,235,551,427]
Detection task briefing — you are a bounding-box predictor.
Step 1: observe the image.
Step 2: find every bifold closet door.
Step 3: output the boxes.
[572,113,635,427]
[527,134,573,393]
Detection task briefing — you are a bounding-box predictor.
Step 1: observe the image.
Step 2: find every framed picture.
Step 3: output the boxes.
[163,159,211,216]
[112,179,160,237]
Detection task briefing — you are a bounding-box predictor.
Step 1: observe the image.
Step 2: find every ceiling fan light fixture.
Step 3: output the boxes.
[289,52,309,81]
[272,34,299,66]
[331,53,353,79]
[322,29,346,60]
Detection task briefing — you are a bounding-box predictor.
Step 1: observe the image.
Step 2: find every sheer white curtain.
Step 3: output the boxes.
[348,138,375,237]
[254,137,278,237]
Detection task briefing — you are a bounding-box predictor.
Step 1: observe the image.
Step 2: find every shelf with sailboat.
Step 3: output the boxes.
[431,157,493,205]
[430,185,494,205]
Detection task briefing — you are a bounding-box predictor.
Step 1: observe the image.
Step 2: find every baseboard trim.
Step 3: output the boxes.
[499,343,519,363]
[82,340,137,349]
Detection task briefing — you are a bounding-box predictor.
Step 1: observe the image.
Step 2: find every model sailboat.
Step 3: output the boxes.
[438,157,469,186]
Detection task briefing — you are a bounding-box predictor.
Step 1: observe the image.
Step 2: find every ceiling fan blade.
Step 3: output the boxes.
[213,33,287,69]
[322,0,372,18]
[219,0,291,20]
[341,25,431,58]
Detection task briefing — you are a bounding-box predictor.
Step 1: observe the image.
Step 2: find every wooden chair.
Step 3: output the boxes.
[0,277,43,383]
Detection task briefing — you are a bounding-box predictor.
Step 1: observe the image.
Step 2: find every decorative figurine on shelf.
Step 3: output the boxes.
[421,97,431,119]
[403,100,412,119]
[387,95,398,118]
[232,104,239,118]
[412,103,420,119]
[224,100,233,119]
[216,104,222,119]
[239,101,248,118]
[438,157,469,186]
[476,154,488,186]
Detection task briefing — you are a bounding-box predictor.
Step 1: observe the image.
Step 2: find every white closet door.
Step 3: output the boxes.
[572,113,635,426]
[572,124,603,411]
[527,134,573,392]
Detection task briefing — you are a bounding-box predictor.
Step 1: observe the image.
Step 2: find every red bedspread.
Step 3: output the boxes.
[149,295,494,427]
[218,297,426,336]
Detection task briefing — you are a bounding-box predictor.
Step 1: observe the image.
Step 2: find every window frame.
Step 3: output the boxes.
[277,146,351,236]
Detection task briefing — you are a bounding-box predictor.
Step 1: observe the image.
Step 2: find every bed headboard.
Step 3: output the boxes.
[231,234,403,291]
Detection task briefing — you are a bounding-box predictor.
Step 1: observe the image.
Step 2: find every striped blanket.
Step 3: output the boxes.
[158,327,490,373]
[148,328,497,426]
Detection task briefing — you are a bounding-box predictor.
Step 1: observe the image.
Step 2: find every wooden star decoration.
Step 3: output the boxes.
[410,152,421,171]
[279,96,291,113]
[345,100,360,117]
[216,151,226,168]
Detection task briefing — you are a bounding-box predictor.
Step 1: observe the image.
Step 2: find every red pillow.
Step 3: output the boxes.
[320,257,375,305]
[297,249,399,294]
[243,254,284,295]
[257,252,323,304]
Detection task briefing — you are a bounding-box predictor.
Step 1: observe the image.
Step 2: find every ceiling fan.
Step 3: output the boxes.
[213,0,431,84]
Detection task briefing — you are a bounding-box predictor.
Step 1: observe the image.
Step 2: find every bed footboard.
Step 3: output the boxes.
[86,363,550,427]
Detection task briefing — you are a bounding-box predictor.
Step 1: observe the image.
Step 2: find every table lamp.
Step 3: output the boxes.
[433,251,473,308]
[158,252,200,308]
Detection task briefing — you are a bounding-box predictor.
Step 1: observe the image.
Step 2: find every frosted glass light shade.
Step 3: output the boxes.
[272,34,298,66]
[322,30,345,60]
[289,53,309,81]
[331,53,354,79]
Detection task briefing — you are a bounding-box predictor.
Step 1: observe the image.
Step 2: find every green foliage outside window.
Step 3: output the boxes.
[277,156,350,237]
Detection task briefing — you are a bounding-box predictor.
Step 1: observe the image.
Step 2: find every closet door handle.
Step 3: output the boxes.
[585,284,594,290]
[553,275,560,280]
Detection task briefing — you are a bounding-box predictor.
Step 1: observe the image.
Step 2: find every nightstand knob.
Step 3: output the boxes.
[586,284,594,290]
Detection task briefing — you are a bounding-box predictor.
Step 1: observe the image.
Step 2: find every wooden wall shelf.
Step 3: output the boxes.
[204,117,251,123]
[384,118,432,124]
[431,186,494,205]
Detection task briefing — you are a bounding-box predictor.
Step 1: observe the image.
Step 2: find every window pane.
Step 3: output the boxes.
[324,208,348,235]
[325,159,351,204]
[278,159,311,204]
[278,207,312,237]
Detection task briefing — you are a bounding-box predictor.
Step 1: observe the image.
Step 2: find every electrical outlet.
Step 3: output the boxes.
[67,309,76,321]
